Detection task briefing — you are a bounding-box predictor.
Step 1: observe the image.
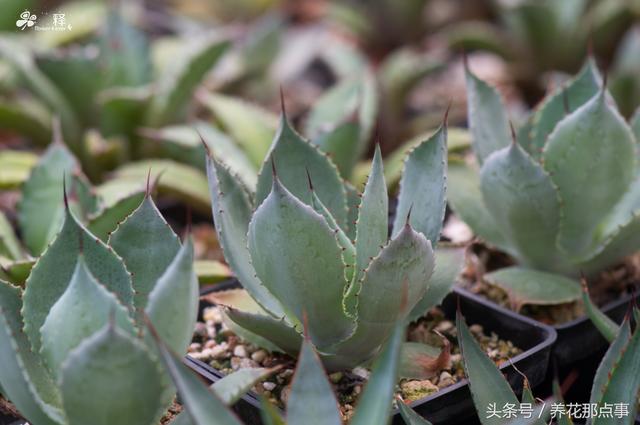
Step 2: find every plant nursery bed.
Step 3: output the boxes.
[461,246,640,367]
[186,281,555,425]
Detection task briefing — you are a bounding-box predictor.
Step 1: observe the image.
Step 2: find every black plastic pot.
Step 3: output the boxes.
[0,412,25,425]
[187,282,556,425]
[552,291,638,368]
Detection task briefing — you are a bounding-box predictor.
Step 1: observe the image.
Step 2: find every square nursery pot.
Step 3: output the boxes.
[0,412,25,425]
[552,291,639,368]
[186,281,556,425]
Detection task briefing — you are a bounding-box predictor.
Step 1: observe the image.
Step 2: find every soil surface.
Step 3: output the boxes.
[460,243,640,325]
[189,304,521,422]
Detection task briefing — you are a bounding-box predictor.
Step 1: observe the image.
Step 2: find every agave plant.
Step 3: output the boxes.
[448,58,640,311]
[0,8,229,178]
[154,305,416,425]
[456,286,640,425]
[203,100,462,371]
[0,175,202,424]
[446,0,636,99]
[0,125,230,286]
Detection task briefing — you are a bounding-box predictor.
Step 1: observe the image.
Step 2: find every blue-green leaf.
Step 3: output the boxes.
[392,125,447,245]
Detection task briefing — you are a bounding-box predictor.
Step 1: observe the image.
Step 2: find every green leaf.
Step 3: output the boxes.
[18,143,89,256]
[344,182,360,240]
[98,85,151,139]
[0,99,51,146]
[194,260,232,285]
[212,368,274,405]
[286,339,341,425]
[480,143,561,270]
[0,150,38,190]
[446,162,511,253]
[631,107,640,143]
[331,224,434,368]
[590,318,631,407]
[205,155,285,317]
[206,289,301,354]
[199,92,276,168]
[150,321,243,425]
[260,396,286,425]
[146,34,230,126]
[457,310,519,425]
[0,282,64,425]
[248,178,354,349]
[255,116,348,230]
[354,146,388,284]
[305,77,361,138]
[40,256,135,378]
[465,66,511,164]
[399,341,450,379]
[100,11,151,88]
[109,196,181,313]
[543,91,636,260]
[145,238,198,354]
[87,190,146,241]
[396,401,433,425]
[108,160,211,215]
[582,284,620,343]
[22,208,133,353]
[0,212,22,260]
[527,59,600,158]
[60,323,166,425]
[392,125,447,243]
[0,258,34,285]
[407,246,465,322]
[591,323,640,425]
[484,267,581,310]
[0,39,80,148]
[349,320,405,425]
[311,121,361,179]
[195,122,258,190]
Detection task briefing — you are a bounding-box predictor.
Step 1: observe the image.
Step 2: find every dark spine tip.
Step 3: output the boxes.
[62,173,69,210]
[508,121,517,145]
[279,86,287,120]
[443,100,452,127]
[270,156,277,178]
[145,168,152,198]
[52,116,63,145]
[579,272,588,292]
[405,204,413,227]
[587,33,594,57]
[78,229,84,253]
[196,129,211,156]
[305,168,314,191]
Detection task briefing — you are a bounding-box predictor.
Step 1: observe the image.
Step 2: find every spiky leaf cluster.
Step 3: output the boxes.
[0,167,199,424]
[450,59,640,306]
[205,106,454,370]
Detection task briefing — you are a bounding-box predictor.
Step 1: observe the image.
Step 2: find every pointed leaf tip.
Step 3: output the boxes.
[279,86,287,119]
[270,156,277,177]
[509,121,517,145]
[62,173,69,210]
[444,100,452,126]
[305,168,314,191]
[405,203,414,226]
[145,168,152,197]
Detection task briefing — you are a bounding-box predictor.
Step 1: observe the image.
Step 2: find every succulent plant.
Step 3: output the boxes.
[0,9,229,178]
[203,101,462,371]
[446,0,636,98]
[0,177,202,425]
[449,58,640,310]
[459,286,640,425]
[154,307,411,425]
[0,126,230,286]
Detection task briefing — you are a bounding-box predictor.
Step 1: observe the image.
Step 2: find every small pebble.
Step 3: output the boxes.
[204,340,216,349]
[263,382,276,391]
[234,345,247,358]
[438,371,455,388]
[352,367,370,380]
[188,343,201,352]
[251,349,268,363]
[211,344,229,360]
